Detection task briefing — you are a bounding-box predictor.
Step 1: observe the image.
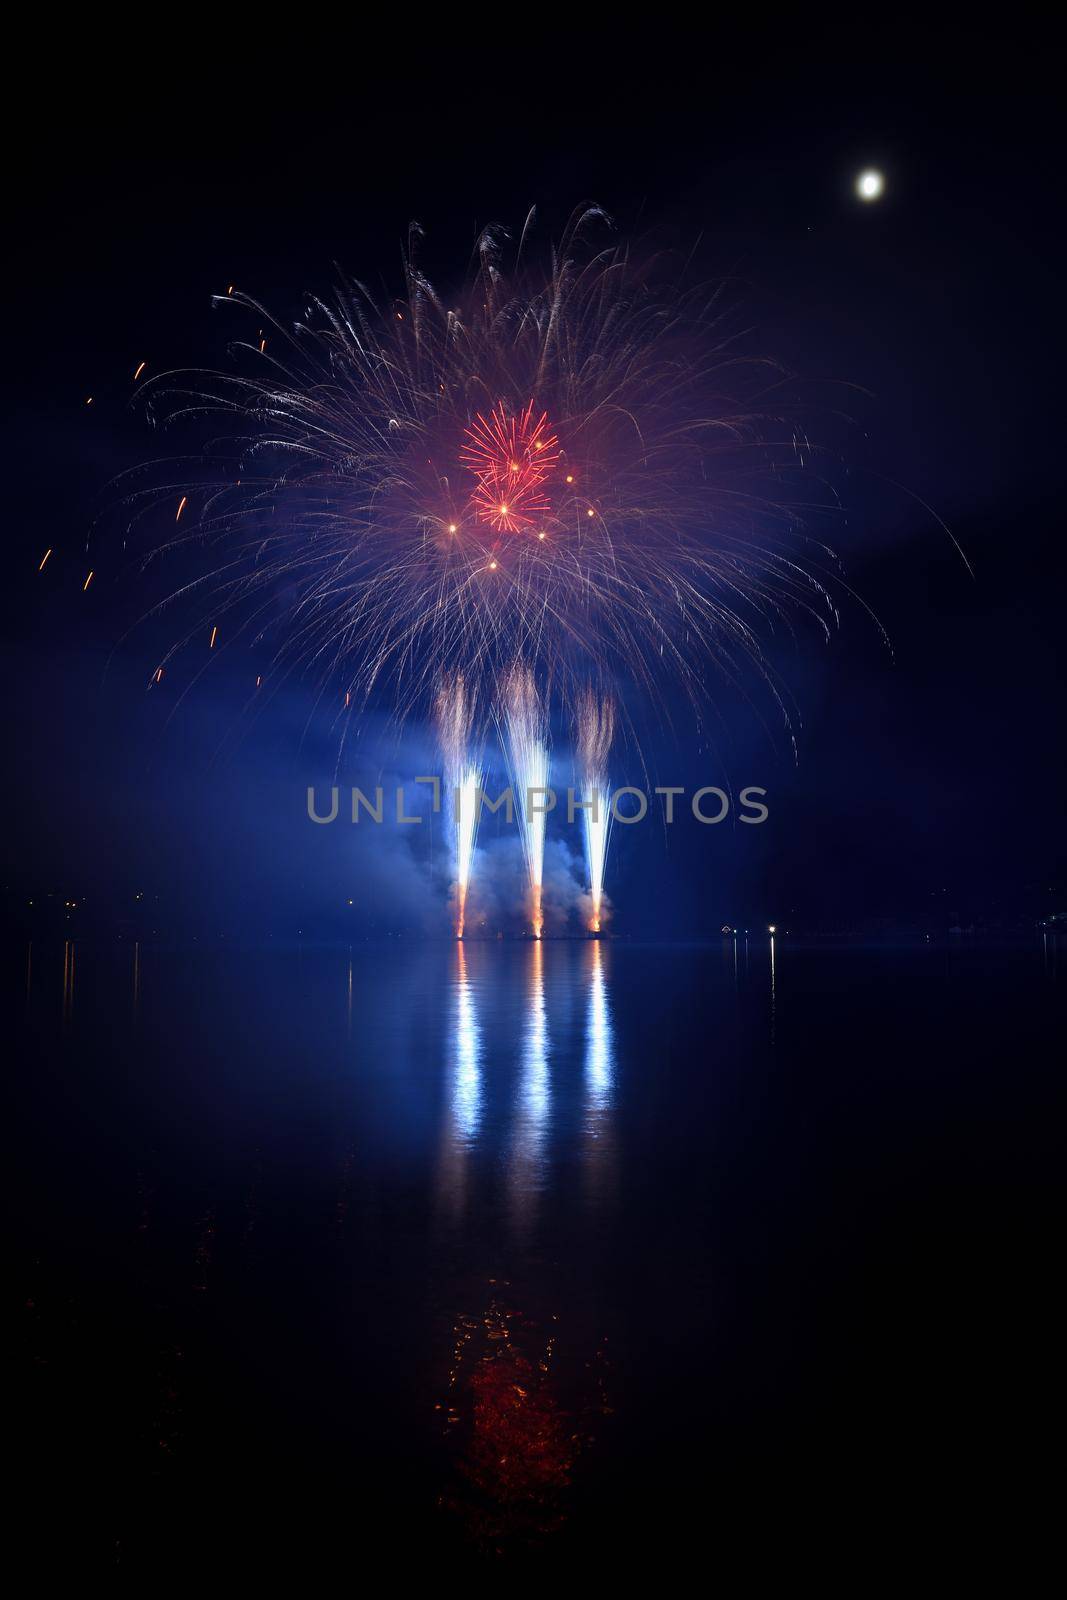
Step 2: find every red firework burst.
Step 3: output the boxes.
[461,401,560,533]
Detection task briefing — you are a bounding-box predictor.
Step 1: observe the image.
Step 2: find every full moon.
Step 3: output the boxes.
[856,168,885,201]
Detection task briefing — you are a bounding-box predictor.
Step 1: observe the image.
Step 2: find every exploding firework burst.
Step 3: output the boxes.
[461,401,560,535]
[127,204,844,743]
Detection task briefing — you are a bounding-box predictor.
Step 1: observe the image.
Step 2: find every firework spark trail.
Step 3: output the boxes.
[576,690,615,933]
[436,675,483,938]
[503,664,551,939]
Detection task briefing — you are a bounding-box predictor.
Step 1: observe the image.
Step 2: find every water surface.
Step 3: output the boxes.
[15,936,1062,1573]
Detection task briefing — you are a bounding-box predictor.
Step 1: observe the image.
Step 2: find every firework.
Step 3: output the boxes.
[129,206,843,738]
[460,401,560,534]
[120,207,872,930]
[435,674,483,938]
[503,663,550,938]
[576,689,615,933]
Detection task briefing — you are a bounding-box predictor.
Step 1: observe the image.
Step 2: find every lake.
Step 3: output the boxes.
[14,935,1062,1575]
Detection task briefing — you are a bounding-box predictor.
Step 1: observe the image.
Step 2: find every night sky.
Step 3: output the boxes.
[5,34,1063,936]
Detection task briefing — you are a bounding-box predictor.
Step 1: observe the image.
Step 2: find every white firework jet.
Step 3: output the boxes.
[435,673,483,938]
[502,663,551,939]
[576,688,615,933]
